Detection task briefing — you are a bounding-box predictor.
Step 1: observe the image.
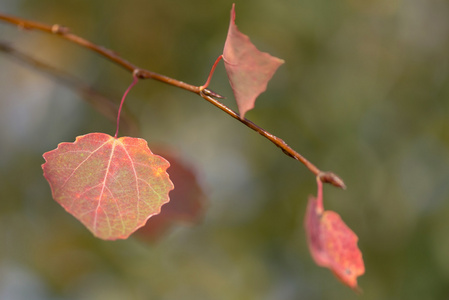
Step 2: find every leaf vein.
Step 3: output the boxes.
[93,140,116,235]
[66,139,112,209]
[119,141,141,224]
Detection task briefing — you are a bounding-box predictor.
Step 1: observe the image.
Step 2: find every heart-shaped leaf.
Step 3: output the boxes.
[42,132,174,240]
[305,177,365,290]
[223,3,284,119]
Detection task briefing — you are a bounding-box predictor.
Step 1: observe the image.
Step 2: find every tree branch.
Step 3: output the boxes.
[0,13,345,188]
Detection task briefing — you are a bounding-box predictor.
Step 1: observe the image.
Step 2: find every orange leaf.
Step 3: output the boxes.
[42,133,174,240]
[223,3,284,119]
[304,177,365,290]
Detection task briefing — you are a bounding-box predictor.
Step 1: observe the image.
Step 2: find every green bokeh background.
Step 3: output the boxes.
[1,0,449,299]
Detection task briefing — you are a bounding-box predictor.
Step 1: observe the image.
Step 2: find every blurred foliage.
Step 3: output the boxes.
[1,0,449,299]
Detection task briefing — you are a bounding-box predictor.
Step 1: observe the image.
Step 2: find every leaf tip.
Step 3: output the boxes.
[230,3,236,20]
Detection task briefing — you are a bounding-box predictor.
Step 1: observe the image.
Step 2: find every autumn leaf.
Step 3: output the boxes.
[223,3,284,119]
[42,132,174,240]
[304,176,365,290]
[136,149,207,242]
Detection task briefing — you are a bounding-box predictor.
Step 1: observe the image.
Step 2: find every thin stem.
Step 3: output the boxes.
[315,176,324,213]
[200,55,223,91]
[115,72,139,138]
[0,13,345,188]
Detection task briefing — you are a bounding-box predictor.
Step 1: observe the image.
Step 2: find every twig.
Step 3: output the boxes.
[199,92,345,189]
[0,13,200,93]
[0,13,345,188]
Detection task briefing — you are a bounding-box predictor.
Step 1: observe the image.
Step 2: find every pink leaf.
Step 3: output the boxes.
[305,177,365,290]
[223,3,284,119]
[42,132,174,240]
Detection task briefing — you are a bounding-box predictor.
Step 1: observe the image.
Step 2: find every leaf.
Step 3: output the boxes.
[304,177,365,290]
[136,149,207,242]
[42,132,174,240]
[223,3,284,119]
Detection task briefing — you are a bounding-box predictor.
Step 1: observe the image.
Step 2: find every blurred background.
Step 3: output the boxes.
[1,0,449,299]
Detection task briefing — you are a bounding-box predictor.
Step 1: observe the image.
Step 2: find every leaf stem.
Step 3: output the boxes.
[315,176,324,212]
[0,13,345,188]
[115,71,139,138]
[199,55,223,91]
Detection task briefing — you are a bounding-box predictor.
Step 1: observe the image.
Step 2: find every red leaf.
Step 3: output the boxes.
[136,149,207,242]
[305,177,365,290]
[223,3,284,119]
[42,133,174,240]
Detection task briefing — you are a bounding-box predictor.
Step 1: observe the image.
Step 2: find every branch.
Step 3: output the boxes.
[0,13,200,92]
[0,13,345,189]
[199,92,345,189]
